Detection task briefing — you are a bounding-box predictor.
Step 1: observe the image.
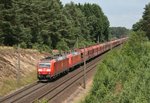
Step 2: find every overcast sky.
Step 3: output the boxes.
[61,0,150,29]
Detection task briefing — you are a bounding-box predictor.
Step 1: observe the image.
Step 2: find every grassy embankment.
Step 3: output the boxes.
[0,70,37,96]
[82,31,150,103]
[0,47,43,96]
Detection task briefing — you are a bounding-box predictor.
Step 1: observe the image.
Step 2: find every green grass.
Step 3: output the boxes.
[33,98,48,103]
[82,32,150,103]
[0,70,37,96]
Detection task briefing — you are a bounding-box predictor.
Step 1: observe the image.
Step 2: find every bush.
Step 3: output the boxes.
[32,43,51,53]
[83,31,150,103]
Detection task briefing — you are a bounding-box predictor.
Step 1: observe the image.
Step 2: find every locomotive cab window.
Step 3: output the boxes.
[39,63,51,68]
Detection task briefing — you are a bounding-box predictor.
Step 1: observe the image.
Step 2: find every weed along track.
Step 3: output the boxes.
[0,82,46,103]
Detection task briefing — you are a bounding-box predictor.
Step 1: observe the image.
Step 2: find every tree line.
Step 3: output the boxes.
[133,2,150,40]
[110,27,129,39]
[0,0,110,51]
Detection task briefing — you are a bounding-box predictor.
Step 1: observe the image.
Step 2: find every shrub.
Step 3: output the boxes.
[83,31,150,103]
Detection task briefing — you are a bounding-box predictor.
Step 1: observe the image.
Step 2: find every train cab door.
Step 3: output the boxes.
[50,60,56,77]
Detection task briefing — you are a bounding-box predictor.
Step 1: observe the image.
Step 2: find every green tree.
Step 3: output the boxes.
[133,3,150,40]
[0,0,110,51]
[110,27,129,38]
[56,38,69,51]
[78,3,110,42]
[0,0,24,46]
[64,2,91,47]
[142,3,150,39]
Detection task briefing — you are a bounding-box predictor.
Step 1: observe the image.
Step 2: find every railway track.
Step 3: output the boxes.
[39,57,100,103]
[0,81,47,103]
[0,48,113,103]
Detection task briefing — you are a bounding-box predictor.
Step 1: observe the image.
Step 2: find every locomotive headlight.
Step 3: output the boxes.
[46,69,51,72]
[38,69,42,72]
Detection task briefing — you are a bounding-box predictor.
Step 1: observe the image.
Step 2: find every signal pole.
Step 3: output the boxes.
[97,35,99,43]
[111,40,112,50]
[83,45,86,89]
[77,37,79,48]
[120,40,122,49]
[17,44,21,87]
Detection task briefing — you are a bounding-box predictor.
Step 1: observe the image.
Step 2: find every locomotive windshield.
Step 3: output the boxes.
[39,63,51,68]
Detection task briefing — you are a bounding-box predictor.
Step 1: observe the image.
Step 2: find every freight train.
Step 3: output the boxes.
[37,38,127,81]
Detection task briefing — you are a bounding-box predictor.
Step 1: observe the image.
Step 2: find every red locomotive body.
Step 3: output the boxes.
[37,60,55,80]
[54,56,69,75]
[71,52,82,66]
[38,56,70,80]
[66,53,73,68]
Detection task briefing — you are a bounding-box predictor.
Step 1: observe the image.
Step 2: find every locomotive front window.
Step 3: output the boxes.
[39,63,51,68]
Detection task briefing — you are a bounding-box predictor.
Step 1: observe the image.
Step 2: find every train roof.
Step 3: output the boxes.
[71,51,80,55]
[41,53,68,62]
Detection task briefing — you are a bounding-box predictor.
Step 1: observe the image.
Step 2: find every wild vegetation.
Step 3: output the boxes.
[110,27,129,38]
[82,31,150,103]
[133,3,150,39]
[0,47,48,96]
[0,70,37,96]
[0,0,110,52]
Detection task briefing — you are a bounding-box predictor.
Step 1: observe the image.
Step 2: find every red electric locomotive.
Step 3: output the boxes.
[38,55,69,80]
[37,51,82,80]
